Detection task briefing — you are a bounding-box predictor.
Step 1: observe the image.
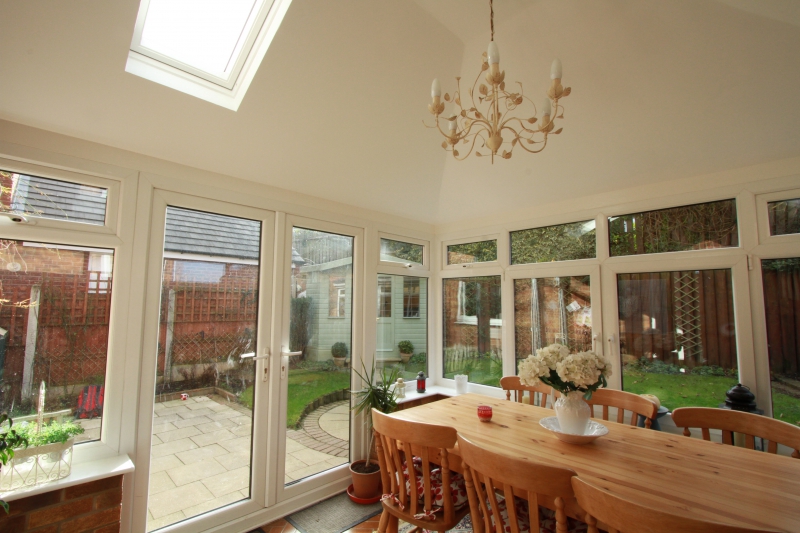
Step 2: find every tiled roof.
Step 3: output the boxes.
[165,207,261,260]
[11,174,107,225]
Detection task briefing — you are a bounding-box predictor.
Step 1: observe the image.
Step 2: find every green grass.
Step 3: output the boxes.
[623,368,737,410]
[240,369,351,427]
[772,386,800,426]
[445,359,501,388]
[623,369,800,427]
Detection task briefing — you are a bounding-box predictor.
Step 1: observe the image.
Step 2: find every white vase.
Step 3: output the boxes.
[554,392,591,435]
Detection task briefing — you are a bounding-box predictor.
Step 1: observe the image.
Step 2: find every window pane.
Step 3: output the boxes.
[0,240,113,445]
[768,199,800,236]
[141,0,264,77]
[514,276,592,371]
[376,275,427,382]
[443,276,502,386]
[380,238,423,266]
[510,221,596,264]
[609,200,738,257]
[618,270,738,411]
[149,208,259,530]
[447,240,497,265]
[761,258,800,427]
[286,228,353,486]
[1,170,108,225]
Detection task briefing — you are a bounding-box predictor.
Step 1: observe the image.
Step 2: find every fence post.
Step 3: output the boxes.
[22,285,41,400]
[164,289,176,384]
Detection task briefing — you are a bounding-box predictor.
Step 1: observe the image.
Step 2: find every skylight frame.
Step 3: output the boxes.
[126,0,292,111]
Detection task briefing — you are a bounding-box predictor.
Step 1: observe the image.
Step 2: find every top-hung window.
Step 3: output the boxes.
[126,0,292,110]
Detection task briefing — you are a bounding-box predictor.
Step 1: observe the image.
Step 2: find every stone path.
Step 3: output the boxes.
[145,395,350,531]
[146,395,254,531]
[284,401,349,483]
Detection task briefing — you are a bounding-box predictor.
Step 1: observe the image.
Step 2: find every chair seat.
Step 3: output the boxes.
[490,494,588,533]
[402,456,470,512]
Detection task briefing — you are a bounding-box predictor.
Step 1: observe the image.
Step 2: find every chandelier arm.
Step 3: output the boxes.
[513,136,549,154]
[501,116,538,134]
[453,131,485,160]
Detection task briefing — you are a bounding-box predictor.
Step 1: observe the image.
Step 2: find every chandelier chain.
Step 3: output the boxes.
[490,0,494,41]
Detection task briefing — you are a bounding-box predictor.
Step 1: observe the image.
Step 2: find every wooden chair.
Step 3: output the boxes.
[372,409,471,533]
[586,388,658,428]
[458,433,584,533]
[500,376,554,408]
[671,407,800,459]
[572,476,778,533]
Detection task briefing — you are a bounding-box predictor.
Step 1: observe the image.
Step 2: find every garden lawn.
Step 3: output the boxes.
[240,369,351,427]
[772,386,800,427]
[622,369,737,410]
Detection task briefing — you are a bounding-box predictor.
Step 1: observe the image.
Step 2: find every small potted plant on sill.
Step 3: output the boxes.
[331,342,349,368]
[349,360,399,503]
[0,382,85,492]
[397,340,414,364]
[0,413,28,513]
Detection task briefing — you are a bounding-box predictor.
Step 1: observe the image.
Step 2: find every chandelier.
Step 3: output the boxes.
[426,0,571,163]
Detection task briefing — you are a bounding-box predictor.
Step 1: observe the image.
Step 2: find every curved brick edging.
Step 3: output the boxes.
[294,388,350,429]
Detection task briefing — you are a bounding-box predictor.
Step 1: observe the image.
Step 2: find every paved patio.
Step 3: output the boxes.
[145,395,349,531]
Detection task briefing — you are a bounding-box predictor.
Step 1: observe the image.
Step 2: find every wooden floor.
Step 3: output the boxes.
[260,514,380,532]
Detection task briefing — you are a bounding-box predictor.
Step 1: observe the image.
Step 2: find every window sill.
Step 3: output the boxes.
[0,453,133,503]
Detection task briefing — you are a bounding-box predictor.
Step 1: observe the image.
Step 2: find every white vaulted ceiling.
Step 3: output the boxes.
[0,1,799,225]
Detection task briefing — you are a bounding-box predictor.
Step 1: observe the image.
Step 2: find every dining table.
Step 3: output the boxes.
[389,393,800,532]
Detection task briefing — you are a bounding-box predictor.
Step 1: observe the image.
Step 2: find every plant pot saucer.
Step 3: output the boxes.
[346,483,381,504]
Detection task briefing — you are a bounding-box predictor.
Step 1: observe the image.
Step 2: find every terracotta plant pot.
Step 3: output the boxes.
[349,460,381,500]
[333,356,345,368]
[400,352,412,364]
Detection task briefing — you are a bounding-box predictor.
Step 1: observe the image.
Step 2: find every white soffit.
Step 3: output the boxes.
[125,0,292,111]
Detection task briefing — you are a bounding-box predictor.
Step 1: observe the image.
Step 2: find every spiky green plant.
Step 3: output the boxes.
[351,360,399,467]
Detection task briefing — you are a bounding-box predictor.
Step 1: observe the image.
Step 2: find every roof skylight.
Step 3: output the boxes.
[126,0,292,111]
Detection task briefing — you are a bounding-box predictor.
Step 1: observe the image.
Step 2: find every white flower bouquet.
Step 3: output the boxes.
[518,343,612,399]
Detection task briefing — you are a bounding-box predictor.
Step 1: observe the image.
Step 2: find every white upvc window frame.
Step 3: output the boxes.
[0,153,133,470]
[755,187,800,244]
[0,157,121,236]
[441,233,502,271]
[377,231,429,272]
[126,0,293,111]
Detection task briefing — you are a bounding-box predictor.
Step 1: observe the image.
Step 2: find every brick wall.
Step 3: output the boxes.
[0,475,123,533]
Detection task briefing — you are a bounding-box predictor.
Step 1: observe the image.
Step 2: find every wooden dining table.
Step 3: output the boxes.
[389,393,800,532]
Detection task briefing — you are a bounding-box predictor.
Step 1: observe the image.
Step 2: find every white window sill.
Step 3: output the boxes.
[1,453,134,503]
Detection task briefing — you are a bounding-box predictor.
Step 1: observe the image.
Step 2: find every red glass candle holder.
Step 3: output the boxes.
[477,405,493,422]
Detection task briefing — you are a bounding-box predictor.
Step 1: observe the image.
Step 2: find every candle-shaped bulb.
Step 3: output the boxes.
[431,78,441,98]
[487,41,500,64]
[448,115,458,132]
[541,98,552,117]
[551,58,562,79]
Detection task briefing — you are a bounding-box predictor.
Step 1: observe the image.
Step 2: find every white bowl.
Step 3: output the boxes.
[539,416,608,445]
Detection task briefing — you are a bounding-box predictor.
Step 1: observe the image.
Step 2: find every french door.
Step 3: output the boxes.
[274,215,363,504]
[134,190,275,533]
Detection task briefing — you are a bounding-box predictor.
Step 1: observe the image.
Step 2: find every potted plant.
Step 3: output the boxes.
[331,342,349,368]
[0,413,27,513]
[397,340,414,364]
[349,360,399,502]
[0,418,84,492]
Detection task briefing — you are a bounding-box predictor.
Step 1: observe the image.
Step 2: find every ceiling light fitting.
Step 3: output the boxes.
[426,0,571,163]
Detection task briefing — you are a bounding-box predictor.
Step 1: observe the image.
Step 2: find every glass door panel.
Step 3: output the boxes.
[147,207,261,531]
[514,275,593,372]
[761,258,800,426]
[617,269,738,411]
[284,227,353,486]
